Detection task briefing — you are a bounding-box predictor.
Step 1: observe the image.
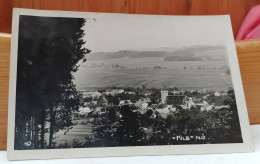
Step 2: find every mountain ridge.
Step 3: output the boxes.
[86,45,227,61]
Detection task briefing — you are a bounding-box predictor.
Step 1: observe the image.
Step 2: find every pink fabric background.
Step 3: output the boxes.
[236,5,260,40]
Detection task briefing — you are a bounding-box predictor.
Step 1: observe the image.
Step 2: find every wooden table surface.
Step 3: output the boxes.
[1,0,260,36]
[1,34,260,150]
[0,34,10,151]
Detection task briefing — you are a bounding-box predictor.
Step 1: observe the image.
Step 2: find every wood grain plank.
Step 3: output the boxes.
[1,0,260,36]
[0,33,11,151]
[1,35,260,150]
[236,40,260,125]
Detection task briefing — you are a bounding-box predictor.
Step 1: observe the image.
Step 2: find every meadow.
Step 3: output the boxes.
[74,57,233,91]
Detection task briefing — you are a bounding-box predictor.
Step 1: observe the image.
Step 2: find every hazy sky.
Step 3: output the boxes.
[82,13,231,52]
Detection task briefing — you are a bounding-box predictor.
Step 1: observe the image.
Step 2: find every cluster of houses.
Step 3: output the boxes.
[74,88,231,120]
[81,89,126,99]
[155,90,229,117]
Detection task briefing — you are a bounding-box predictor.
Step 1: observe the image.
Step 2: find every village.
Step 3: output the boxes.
[75,87,232,120]
[48,86,238,148]
[49,86,236,148]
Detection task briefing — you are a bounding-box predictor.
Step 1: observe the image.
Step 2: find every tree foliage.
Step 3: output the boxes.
[84,90,242,147]
[15,16,90,149]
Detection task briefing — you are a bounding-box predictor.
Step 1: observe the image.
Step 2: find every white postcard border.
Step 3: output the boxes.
[7,8,253,160]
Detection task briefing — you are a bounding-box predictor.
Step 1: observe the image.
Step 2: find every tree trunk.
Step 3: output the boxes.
[48,107,55,149]
[30,116,33,147]
[34,116,39,149]
[14,116,27,150]
[31,116,35,149]
[40,108,46,149]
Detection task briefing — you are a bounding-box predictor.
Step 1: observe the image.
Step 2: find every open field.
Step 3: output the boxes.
[74,57,233,91]
[51,118,95,148]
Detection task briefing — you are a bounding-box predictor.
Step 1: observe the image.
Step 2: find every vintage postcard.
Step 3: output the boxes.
[8,8,253,160]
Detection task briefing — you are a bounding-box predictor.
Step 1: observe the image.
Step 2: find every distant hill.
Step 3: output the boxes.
[86,45,227,61]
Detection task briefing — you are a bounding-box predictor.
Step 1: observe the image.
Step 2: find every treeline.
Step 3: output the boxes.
[15,16,90,150]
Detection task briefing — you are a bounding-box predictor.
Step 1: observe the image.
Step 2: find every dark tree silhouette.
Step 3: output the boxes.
[15,16,90,149]
[115,105,146,146]
[107,107,117,123]
[87,105,146,147]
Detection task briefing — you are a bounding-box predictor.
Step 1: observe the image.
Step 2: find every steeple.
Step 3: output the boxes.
[161,89,168,105]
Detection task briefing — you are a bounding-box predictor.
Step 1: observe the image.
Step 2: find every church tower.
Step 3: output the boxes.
[161,90,168,105]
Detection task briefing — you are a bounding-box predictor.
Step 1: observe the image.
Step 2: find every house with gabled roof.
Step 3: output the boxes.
[166,95,186,107]
[118,100,133,106]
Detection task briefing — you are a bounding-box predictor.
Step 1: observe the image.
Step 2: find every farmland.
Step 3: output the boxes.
[74,57,232,91]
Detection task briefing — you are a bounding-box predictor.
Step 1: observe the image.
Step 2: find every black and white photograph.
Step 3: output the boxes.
[7,9,252,160]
